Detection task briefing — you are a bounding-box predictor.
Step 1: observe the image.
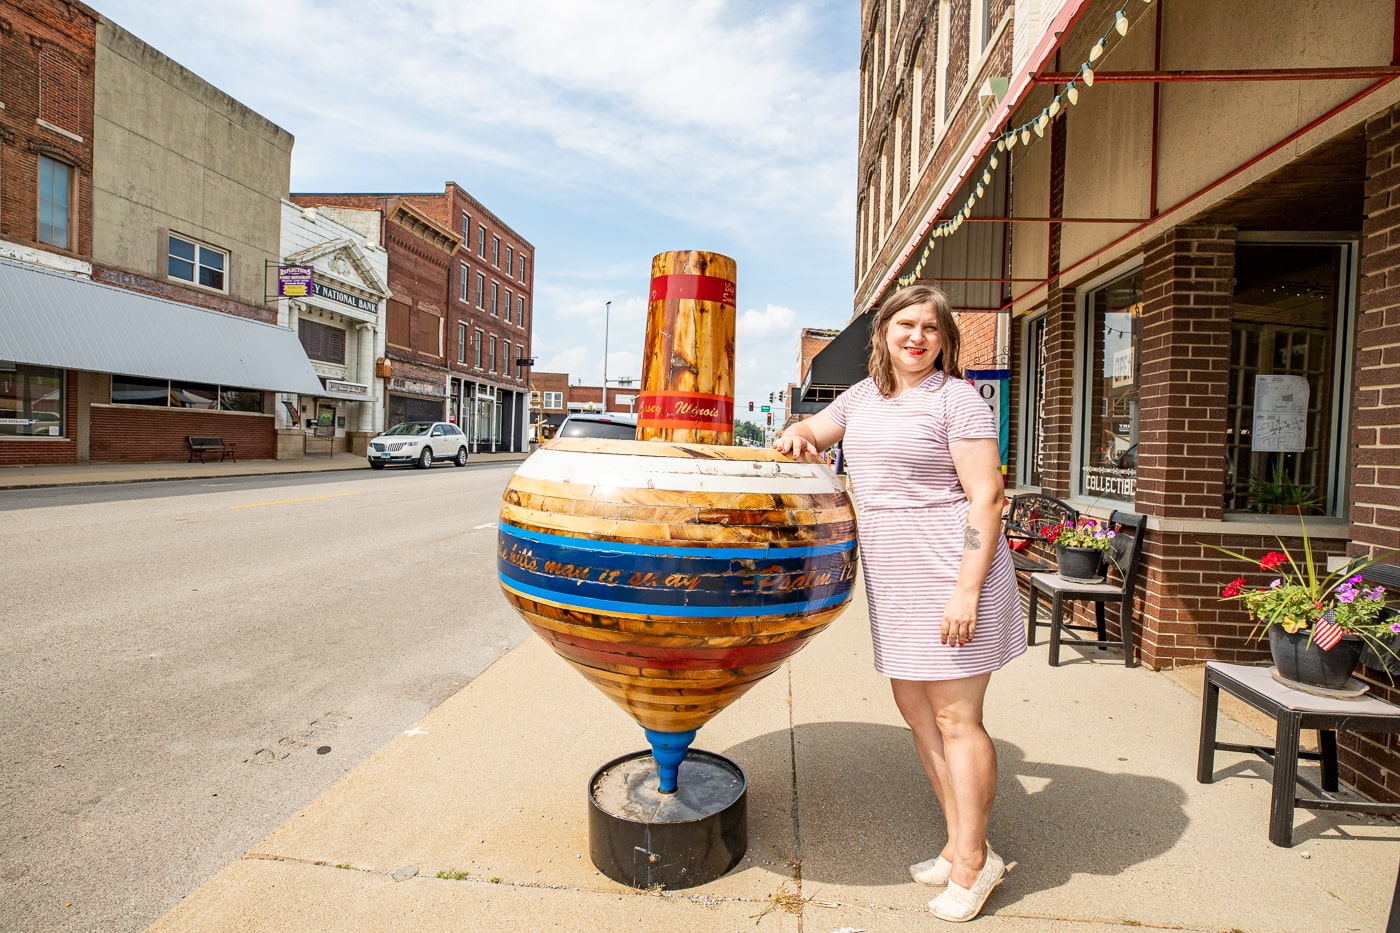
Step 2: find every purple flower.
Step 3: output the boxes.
[1391,621,1400,634]
[1336,588,1357,604]
[1270,579,1283,589]
[1348,575,1364,585]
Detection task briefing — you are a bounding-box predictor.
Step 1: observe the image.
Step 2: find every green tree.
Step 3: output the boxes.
[733,420,764,446]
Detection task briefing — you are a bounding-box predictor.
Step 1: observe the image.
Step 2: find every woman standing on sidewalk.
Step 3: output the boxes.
[773,285,1023,923]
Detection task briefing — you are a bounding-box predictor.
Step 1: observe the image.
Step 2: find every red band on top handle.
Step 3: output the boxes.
[649,274,737,308]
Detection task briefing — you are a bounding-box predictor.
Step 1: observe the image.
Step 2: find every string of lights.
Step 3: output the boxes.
[897,0,1155,288]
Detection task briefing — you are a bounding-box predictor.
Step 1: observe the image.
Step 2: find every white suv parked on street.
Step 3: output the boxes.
[367,421,470,469]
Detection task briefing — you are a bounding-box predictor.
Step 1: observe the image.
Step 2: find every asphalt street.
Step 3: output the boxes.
[0,463,529,933]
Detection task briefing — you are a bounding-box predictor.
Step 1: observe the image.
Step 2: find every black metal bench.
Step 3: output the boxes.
[1004,493,1078,573]
[186,435,237,463]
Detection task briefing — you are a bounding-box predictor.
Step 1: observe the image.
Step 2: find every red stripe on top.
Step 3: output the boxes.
[649,274,736,307]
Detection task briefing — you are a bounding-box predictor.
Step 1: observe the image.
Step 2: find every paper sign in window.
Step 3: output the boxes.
[1252,374,1308,453]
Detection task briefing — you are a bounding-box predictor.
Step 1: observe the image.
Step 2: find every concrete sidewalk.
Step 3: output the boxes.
[141,581,1400,931]
[9,456,1392,929]
[0,449,528,489]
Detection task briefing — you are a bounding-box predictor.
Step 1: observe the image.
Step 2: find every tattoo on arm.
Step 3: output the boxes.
[964,525,981,550]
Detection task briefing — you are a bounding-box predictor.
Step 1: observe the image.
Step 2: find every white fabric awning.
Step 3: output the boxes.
[0,257,325,393]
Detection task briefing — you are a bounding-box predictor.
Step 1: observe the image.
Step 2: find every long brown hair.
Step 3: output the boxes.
[866,284,962,397]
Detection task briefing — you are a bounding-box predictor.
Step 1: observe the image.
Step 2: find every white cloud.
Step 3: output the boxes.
[100,0,857,417]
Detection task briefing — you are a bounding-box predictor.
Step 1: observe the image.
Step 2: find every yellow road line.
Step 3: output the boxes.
[229,492,361,510]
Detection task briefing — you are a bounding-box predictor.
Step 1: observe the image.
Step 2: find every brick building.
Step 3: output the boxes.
[530,370,569,438]
[294,184,535,453]
[816,0,1400,802]
[1,4,325,465]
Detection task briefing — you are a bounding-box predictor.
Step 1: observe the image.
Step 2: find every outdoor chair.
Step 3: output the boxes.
[1025,510,1147,668]
[1003,492,1078,574]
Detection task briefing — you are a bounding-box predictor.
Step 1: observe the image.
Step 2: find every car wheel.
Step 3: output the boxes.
[417,447,433,469]
[455,446,468,467]
[369,461,386,470]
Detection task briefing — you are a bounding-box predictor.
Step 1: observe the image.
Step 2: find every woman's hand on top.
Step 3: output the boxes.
[773,431,819,461]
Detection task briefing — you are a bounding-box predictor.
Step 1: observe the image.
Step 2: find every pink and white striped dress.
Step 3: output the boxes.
[827,373,1024,681]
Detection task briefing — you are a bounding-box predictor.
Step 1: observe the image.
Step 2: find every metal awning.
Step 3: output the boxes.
[0,257,325,393]
[793,310,874,413]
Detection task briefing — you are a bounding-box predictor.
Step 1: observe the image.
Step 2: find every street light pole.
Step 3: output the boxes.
[602,300,611,412]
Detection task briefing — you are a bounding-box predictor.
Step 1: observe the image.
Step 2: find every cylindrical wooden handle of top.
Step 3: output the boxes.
[637,250,736,445]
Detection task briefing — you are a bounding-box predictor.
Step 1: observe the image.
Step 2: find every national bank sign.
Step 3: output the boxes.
[278,266,379,314]
[312,280,378,315]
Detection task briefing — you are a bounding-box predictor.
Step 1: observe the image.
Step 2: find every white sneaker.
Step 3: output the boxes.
[910,854,952,887]
[928,846,1007,923]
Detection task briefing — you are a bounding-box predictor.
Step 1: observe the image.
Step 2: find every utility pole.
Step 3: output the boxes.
[602,300,611,412]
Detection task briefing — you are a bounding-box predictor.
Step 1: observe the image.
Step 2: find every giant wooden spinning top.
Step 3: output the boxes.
[497,251,857,887]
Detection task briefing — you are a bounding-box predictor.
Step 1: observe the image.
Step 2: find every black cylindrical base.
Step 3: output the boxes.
[587,749,747,890]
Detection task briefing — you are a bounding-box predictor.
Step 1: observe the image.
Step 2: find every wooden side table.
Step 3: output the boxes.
[1197,660,1400,846]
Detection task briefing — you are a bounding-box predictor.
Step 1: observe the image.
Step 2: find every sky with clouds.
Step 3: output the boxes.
[99,0,859,416]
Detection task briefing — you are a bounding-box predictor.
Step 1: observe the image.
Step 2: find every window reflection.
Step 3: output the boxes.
[0,363,64,437]
[1226,242,1344,514]
[1080,269,1142,502]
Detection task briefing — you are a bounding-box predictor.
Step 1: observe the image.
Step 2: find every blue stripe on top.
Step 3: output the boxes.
[498,520,857,617]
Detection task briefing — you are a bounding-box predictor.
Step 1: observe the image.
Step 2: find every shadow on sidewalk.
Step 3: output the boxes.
[722,720,1188,901]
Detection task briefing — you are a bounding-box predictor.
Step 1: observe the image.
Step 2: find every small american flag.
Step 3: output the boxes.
[1312,611,1345,651]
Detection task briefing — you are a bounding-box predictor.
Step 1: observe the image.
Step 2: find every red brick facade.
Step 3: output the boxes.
[398,183,534,395]
[857,0,1013,310]
[0,0,97,258]
[89,407,275,462]
[1135,226,1236,524]
[1337,104,1400,800]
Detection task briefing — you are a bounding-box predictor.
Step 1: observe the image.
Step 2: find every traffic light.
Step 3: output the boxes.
[766,412,772,425]
[748,401,754,411]
[769,392,774,403]
[777,390,784,401]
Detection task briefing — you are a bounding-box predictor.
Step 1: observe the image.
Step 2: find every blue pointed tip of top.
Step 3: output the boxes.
[643,728,697,794]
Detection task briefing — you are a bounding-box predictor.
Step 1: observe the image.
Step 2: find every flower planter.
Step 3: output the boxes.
[1055,544,1105,583]
[1360,622,1400,676]
[1267,625,1364,690]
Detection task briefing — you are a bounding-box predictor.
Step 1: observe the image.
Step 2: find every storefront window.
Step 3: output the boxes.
[1019,315,1047,487]
[0,363,64,437]
[112,375,169,406]
[1079,269,1142,502]
[219,388,262,412]
[171,381,218,409]
[1225,240,1350,515]
[113,375,262,412]
[388,394,443,426]
[473,386,496,451]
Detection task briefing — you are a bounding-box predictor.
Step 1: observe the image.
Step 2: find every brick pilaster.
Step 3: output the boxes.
[1136,225,1236,521]
[1339,103,1400,801]
[1038,283,1077,497]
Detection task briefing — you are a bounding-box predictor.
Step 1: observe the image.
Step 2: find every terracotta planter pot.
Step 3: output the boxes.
[1267,625,1364,690]
[1055,544,1105,583]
